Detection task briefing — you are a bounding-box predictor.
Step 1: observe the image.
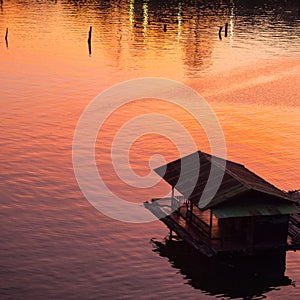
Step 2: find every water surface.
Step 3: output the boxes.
[1,0,300,299]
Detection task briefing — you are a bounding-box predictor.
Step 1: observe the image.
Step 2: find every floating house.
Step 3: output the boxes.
[145,151,300,257]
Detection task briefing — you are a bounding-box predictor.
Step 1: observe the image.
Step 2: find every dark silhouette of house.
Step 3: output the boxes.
[145,151,300,257]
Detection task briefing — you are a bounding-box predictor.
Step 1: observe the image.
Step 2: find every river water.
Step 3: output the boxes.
[1,0,300,299]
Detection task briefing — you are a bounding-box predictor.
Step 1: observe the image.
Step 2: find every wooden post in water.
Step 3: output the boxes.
[164,24,167,32]
[224,22,228,37]
[187,202,193,223]
[5,28,8,48]
[218,26,222,39]
[171,186,175,210]
[209,210,213,238]
[88,26,92,56]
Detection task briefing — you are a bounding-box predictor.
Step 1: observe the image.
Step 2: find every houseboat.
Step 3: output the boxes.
[145,151,300,257]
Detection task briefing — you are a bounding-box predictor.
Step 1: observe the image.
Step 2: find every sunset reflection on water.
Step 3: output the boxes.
[0,0,300,299]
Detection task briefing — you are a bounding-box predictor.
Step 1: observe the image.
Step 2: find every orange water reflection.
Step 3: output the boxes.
[0,1,300,299]
[0,0,299,196]
[96,99,209,202]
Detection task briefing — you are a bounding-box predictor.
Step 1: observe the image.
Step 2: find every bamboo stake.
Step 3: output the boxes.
[224,22,228,37]
[218,26,222,39]
[5,27,8,48]
[87,26,92,55]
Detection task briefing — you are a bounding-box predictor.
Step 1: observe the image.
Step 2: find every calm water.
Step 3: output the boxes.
[1,0,300,299]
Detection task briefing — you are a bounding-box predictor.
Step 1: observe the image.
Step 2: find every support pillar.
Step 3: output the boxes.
[209,210,213,238]
[171,186,175,210]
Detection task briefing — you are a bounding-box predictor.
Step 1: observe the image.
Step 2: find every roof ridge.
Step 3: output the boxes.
[202,152,252,190]
[201,151,245,167]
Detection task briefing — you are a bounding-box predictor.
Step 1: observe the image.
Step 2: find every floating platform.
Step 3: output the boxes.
[145,199,215,257]
[145,197,300,257]
[146,151,300,257]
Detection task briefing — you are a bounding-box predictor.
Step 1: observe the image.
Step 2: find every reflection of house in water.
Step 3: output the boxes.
[152,239,292,298]
[145,151,300,257]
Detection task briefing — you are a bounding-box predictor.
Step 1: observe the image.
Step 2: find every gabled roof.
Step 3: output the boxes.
[154,150,294,210]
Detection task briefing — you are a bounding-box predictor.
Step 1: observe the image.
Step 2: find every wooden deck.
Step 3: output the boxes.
[179,205,221,239]
[144,200,215,257]
[145,197,300,256]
